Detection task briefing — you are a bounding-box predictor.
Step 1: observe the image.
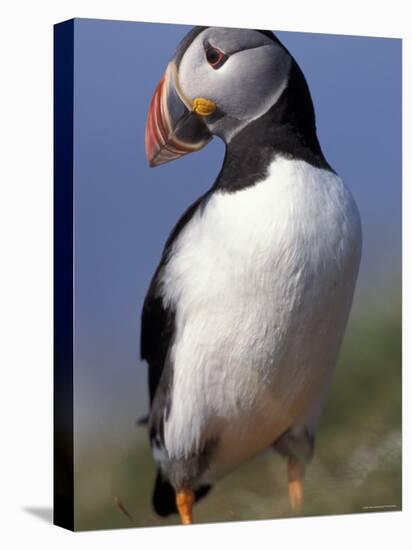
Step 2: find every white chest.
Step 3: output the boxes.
[161,158,362,466]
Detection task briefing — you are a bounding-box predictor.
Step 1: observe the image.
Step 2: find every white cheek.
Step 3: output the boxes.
[179,43,291,123]
[215,45,291,121]
[178,45,218,102]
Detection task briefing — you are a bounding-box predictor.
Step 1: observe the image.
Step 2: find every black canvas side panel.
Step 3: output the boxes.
[53,19,74,531]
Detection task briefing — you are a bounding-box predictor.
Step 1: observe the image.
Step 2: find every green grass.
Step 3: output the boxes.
[74,299,402,530]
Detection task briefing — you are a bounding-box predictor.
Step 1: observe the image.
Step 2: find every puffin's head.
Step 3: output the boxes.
[145,26,292,167]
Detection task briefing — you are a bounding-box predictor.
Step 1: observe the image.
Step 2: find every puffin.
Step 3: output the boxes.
[142,26,362,525]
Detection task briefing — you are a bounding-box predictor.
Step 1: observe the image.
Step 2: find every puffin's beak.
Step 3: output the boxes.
[145,63,213,167]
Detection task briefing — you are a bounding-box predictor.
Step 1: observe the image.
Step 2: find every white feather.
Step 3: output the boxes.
[160,157,361,482]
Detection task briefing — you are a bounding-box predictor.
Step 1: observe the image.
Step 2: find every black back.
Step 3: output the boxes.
[213,59,334,193]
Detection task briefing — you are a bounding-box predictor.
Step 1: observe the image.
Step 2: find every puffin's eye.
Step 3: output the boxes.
[205,45,227,70]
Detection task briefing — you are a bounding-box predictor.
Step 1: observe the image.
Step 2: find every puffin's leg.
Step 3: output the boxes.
[287,457,304,512]
[176,488,195,525]
[272,426,313,513]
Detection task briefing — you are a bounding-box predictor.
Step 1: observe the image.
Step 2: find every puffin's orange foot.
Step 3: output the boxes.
[288,457,304,512]
[176,488,195,525]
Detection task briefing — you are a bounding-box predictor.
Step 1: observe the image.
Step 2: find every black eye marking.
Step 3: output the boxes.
[204,42,228,70]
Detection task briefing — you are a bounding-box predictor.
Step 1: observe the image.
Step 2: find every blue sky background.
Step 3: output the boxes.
[72,19,401,448]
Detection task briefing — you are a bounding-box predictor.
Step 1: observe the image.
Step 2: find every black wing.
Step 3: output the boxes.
[140,192,210,408]
[140,266,175,406]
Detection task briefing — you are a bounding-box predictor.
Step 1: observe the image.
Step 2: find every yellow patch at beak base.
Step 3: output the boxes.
[192,97,216,117]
